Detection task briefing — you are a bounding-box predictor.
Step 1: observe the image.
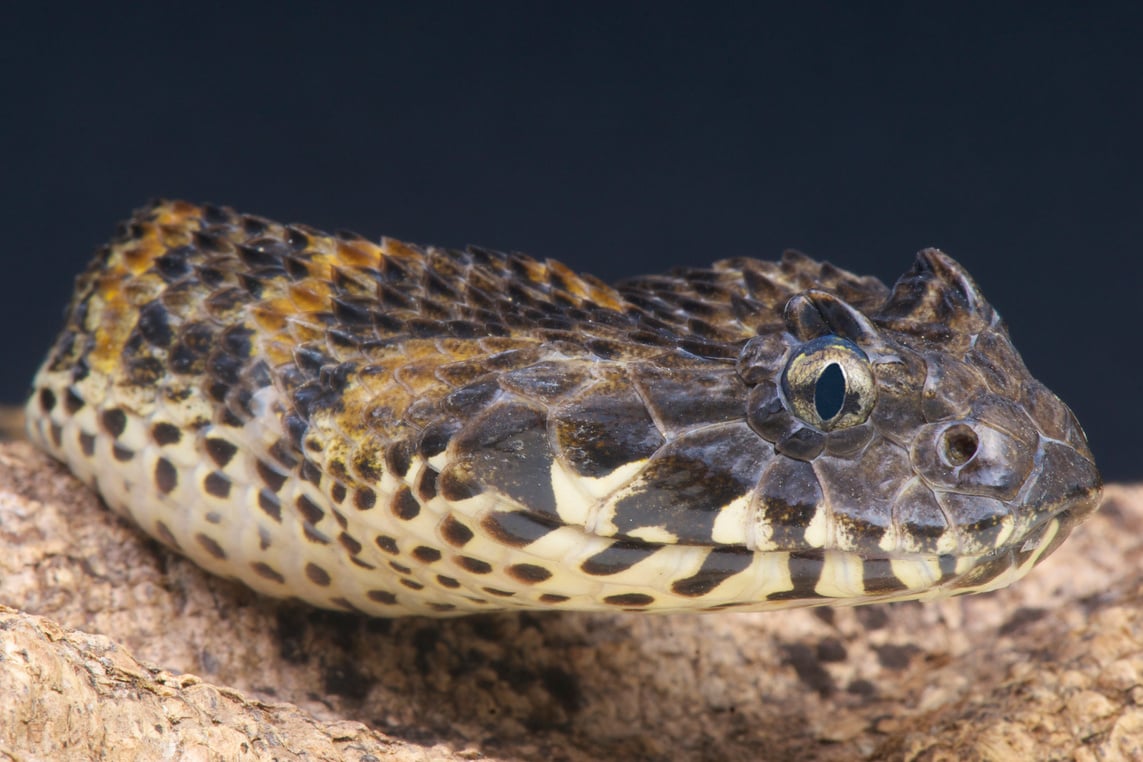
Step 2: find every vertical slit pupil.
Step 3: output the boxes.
[814,362,846,421]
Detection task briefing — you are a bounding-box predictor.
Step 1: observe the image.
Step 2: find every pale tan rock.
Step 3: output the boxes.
[0,440,1140,761]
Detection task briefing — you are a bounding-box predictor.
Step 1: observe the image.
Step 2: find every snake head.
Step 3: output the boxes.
[737,248,1101,598]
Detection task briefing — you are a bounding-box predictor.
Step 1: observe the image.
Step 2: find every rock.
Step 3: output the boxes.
[1,440,1140,761]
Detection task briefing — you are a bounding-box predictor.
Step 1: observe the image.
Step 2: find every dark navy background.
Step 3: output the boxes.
[5,4,1141,481]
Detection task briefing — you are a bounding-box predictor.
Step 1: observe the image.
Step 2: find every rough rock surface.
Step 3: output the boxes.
[0,439,1140,761]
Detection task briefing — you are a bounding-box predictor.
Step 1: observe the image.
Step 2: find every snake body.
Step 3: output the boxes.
[25,201,1101,616]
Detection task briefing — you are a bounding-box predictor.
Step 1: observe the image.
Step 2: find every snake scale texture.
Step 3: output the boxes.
[26,201,1102,616]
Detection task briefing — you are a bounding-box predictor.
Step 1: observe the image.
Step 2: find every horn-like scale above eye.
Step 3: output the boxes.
[780,336,876,431]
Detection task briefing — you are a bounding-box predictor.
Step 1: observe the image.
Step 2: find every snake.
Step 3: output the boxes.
[25,200,1102,616]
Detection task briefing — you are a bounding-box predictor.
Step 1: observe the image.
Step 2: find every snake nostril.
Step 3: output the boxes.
[940,423,979,467]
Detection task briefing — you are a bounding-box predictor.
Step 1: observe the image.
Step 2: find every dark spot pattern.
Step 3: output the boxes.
[353,486,376,510]
[413,546,442,563]
[457,556,492,574]
[507,563,552,584]
[258,490,282,521]
[151,422,182,445]
[100,409,127,438]
[204,437,238,467]
[604,593,655,607]
[154,521,179,549]
[305,562,332,586]
[296,494,325,525]
[203,472,231,499]
[252,562,286,583]
[154,458,178,494]
[391,487,420,520]
[441,515,474,546]
[196,533,227,560]
[60,388,84,414]
[367,589,398,605]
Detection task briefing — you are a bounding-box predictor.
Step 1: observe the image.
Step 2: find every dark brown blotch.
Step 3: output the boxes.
[258,489,282,522]
[196,533,227,560]
[439,463,483,501]
[305,562,332,587]
[391,487,421,520]
[299,459,322,487]
[154,457,178,494]
[296,494,325,525]
[384,441,413,478]
[507,563,552,584]
[154,520,179,549]
[457,556,492,574]
[441,515,474,547]
[413,546,442,563]
[354,486,376,510]
[303,524,331,545]
[367,589,398,605]
[64,389,85,414]
[151,422,182,446]
[417,466,439,501]
[100,408,127,438]
[204,437,238,467]
[203,472,231,499]
[252,562,286,584]
[256,460,288,493]
[603,593,654,607]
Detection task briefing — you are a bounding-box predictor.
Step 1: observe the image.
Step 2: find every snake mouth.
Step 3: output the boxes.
[820,481,1101,607]
[933,483,1100,599]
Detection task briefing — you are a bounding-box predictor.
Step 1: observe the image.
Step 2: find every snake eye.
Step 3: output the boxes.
[781,336,876,431]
